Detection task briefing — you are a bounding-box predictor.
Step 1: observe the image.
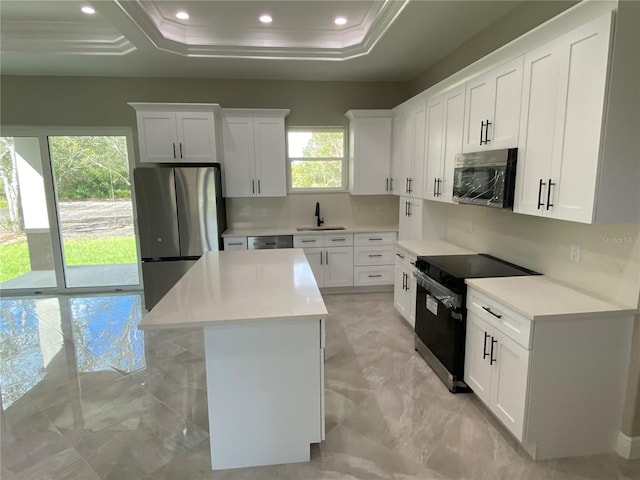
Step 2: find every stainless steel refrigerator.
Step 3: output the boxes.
[134,164,226,310]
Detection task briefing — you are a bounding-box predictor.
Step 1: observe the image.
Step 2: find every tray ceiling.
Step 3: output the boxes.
[0,0,523,81]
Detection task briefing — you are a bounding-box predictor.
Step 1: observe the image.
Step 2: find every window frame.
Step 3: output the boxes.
[286,126,348,193]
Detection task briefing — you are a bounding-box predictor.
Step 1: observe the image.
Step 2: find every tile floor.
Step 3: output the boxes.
[1,291,638,480]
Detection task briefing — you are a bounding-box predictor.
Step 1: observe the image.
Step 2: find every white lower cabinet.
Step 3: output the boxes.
[465,310,529,440]
[465,286,634,460]
[393,247,416,327]
[297,233,354,288]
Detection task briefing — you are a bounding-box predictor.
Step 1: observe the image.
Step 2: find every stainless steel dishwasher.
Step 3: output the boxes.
[247,235,293,249]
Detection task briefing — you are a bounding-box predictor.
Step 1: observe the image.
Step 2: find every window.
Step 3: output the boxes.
[287,128,346,192]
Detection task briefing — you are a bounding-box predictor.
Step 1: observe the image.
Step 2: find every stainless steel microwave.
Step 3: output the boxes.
[452,148,517,209]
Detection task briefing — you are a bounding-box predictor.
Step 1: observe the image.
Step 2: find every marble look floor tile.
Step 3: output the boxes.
[171,329,205,358]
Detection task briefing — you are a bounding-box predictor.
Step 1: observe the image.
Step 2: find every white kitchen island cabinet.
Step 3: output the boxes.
[138,249,327,470]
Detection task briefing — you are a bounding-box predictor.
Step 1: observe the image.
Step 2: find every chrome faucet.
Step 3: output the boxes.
[315,202,324,227]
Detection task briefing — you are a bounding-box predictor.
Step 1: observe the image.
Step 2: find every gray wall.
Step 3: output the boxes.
[409,0,578,95]
[0,75,408,129]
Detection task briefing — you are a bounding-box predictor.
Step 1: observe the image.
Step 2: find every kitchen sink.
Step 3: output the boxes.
[296,226,346,231]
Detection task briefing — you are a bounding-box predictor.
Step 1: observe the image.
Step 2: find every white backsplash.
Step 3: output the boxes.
[443,203,640,309]
[225,193,400,230]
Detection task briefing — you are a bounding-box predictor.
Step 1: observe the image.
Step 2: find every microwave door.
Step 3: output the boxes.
[456,167,497,203]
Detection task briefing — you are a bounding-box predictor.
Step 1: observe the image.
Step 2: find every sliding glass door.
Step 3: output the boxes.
[0,130,140,294]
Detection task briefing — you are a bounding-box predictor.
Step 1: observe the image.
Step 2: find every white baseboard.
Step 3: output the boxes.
[616,432,640,459]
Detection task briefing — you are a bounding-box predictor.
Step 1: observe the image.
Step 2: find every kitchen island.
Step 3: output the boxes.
[138,249,328,470]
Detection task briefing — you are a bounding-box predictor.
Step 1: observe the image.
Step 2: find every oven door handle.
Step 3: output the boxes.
[413,271,463,309]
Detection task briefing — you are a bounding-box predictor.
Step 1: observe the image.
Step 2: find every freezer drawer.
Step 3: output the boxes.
[142,259,198,310]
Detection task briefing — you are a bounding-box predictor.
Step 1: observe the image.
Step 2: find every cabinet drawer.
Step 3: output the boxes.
[467,288,532,349]
[354,246,395,266]
[354,265,394,286]
[354,232,397,246]
[223,237,247,250]
[294,235,323,248]
[323,233,353,246]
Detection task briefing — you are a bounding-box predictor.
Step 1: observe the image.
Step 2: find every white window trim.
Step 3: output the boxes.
[287,126,348,193]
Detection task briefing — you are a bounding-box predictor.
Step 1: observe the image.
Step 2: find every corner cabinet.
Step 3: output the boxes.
[514,9,639,224]
[424,84,465,203]
[462,56,523,153]
[221,109,290,198]
[129,103,220,163]
[346,110,393,195]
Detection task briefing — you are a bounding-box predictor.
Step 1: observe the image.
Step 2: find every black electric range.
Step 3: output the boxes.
[413,254,539,393]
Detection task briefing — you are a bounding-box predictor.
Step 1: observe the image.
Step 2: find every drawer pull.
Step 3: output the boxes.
[368,274,383,278]
[368,254,383,257]
[228,242,243,246]
[301,239,316,243]
[332,238,346,242]
[395,253,405,259]
[482,306,502,319]
[368,238,383,241]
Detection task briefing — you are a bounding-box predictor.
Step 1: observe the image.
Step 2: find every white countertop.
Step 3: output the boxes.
[395,240,475,257]
[139,249,328,329]
[223,225,398,237]
[466,276,636,321]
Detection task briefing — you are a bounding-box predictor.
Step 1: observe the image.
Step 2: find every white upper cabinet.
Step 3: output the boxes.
[424,84,465,203]
[221,109,289,198]
[398,196,423,241]
[129,103,220,164]
[346,110,393,195]
[390,116,404,195]
[514,10,638,224]
[395,101,426,198]
[462,56,524,153]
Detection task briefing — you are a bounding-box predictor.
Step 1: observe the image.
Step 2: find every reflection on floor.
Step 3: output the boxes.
[1,292,638,480]
[0,263,139,290]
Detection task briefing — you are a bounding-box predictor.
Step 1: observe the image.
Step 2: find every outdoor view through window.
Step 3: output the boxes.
[288,129,345,190]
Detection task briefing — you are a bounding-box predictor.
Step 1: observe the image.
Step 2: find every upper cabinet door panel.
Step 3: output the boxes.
[176,112,217,163]
[348,115,392,195]
[222,117,255,197]
[440,86,466,203]
[550,15,612,223]
[514,44,563,216]
[254,118,286,197]
[138,113,178,163]
[463,56,523,153]
[424,95,444,198]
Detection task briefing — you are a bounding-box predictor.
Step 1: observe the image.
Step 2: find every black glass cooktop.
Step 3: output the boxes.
[415,254,539,293]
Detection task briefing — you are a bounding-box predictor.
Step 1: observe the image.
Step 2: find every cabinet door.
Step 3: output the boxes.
[390,115,404,195]
[254,117,286,197]
[440,86,465,203]
[176,112,217,163]
[393,257,410,320]
[408,199,423,240]
[303,248,325,287]
[400,112,415,195]
[514,43,561,216]
[490,329,530,441]
[464,311,493,405]
[350,117,392,195]
[406,261,417,327]
[324,247,354,287]
[548,14,612,223]
[137,112,178,163]
[463,57,523,152]
[222,117,255,197]
[410,105,426,199]
[424,95,444,199]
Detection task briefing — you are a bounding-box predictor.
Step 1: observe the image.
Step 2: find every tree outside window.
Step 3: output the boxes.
[288,128,345,191]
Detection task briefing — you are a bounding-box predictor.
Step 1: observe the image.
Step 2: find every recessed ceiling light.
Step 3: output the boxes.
[334,16,347,26]
[81,6,95,15]
[176,10,190,20]
[259,14,273,24]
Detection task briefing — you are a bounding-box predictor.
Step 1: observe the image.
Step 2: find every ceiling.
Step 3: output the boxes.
[0,0,523,82]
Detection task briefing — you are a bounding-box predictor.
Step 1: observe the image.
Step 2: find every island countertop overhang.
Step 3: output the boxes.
[139,249,328,330]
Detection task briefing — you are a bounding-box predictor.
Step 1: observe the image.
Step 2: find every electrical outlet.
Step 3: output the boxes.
[260,208,267,217]
[467,220,474,233]
[570,244,581,263]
